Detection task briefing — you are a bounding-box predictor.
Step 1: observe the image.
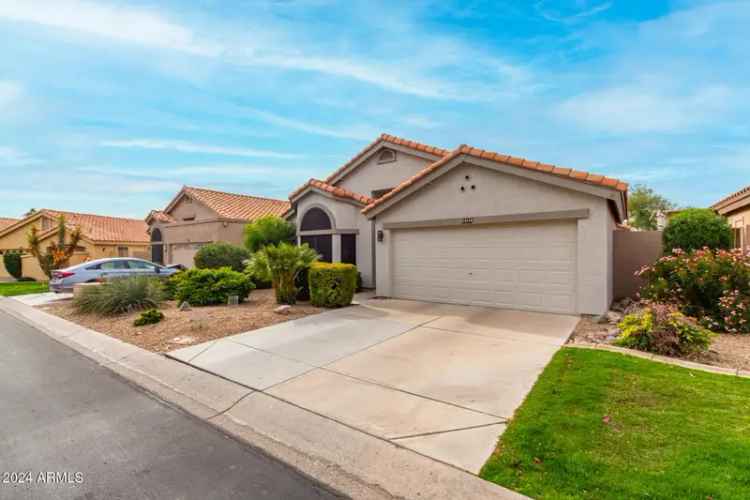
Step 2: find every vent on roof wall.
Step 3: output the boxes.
[377,149,396,164]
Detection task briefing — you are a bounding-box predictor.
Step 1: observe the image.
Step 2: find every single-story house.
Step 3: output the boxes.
[147,186,290,268]
[0,209,150,281]
[286,134,628,315]
[712,185,750,250]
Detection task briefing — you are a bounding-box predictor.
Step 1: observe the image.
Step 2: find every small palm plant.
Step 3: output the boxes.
[27,215,82,278]
[253,242,318,304]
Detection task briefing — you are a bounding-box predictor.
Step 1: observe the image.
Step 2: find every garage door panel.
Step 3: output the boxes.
[392,222,577,314]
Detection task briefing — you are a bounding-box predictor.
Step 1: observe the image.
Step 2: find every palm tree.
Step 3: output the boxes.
[27,215,82,278]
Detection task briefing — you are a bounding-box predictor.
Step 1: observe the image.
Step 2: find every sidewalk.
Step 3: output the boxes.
[0,297,526,500]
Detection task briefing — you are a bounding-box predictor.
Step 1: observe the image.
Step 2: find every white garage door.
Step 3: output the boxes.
[391,221,577,314]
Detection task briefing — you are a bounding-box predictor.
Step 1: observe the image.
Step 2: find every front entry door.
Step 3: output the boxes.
[301,235,332,262]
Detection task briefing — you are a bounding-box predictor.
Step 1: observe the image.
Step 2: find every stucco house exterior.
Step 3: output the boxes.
[0,209,150,281]
[286,134,629,315]
[147,186,290,268]
[712,185,750,249]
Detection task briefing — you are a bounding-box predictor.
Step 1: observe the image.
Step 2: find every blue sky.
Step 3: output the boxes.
[0,0,747,218]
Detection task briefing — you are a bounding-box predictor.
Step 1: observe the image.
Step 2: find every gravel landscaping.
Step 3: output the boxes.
[41,288,324,352]
[569,302,750,371]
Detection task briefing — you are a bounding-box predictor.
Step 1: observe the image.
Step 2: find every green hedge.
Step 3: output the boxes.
[194,242,250,272]
[309,262,357,308]
[173,267,254,306]
[662,208,732,252]
[3,251,22,280]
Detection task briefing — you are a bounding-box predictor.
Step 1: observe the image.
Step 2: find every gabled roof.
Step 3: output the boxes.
[0,217,18,232]
[324,133,449,185]
[711,184,750,213]
[163,186,291,221]
[289,179,373,206]
[0,209,149,243]
[145,210,176,224]
[362,144,628,215]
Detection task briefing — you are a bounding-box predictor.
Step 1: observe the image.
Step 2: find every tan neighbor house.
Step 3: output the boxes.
[0,209,150,281]
[286,133,628,316]
[712,185,750,249]
[147,186,290,268]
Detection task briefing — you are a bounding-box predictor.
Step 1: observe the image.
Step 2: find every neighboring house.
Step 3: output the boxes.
[286,133,629,315]
[712,185,750,249]
[0,209,150,281]
[0,217,19,232]
[147,186,290,268]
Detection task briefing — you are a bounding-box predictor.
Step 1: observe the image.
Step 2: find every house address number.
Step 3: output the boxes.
[462,217,474,224]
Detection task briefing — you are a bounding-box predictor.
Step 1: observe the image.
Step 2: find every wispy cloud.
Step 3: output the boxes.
[0,0,529,101]
[0,146,39,166]
[243,107,377,140]
[556,84,732,134]
[535,1,612,23]
[402,115,442,129]
[0,81,22,110]
[0,0,220,56]
[100,139,301,159]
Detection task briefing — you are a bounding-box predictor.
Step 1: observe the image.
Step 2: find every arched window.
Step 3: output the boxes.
[301,207,332,231]
[151,228,163,243]
[377,149,396,164]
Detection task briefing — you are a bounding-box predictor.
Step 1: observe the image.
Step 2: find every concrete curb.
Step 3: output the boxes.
[0,297,526,500]
[567,342,748,378]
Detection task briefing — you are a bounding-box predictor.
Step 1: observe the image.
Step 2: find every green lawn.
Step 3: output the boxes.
[480,348,750,500]
[0,281,48,296]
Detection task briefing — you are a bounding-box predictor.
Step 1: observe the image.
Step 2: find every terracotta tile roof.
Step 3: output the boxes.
[711,184,750,212]
[324,133,450,184]
[146,210,176,224]
[363,144,629,214]
[0,217,18,231]
[184,186,290,221]
[41,209,150,243]
[289,179,373,205]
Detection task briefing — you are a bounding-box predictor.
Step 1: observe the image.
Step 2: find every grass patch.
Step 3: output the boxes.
[480,348,750,500]
[0,281,48,296]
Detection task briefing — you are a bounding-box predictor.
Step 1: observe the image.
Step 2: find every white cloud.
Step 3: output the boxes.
[0,0,220,56]
[100,139,301,159]
[0,0,529,100]
[0,146,39,166]
[556,84,732,134]
[402,115,442,129]
[535,1,612,23]
[0,81,22,110]
[242,107,376,140]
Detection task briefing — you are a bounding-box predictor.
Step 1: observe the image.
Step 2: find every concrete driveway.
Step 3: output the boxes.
[168,297,578,473]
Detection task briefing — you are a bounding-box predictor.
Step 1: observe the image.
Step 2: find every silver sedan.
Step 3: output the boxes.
[49,258,179,293]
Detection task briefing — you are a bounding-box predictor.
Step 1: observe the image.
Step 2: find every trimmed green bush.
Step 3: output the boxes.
[662,208,732,253]
[2,250,22,280]
[639,247,750,333]
[309,262,357,308]
[615,303,713,356]
[74,276,164,315]
[160,271,182,300]
[244,216,296,252]
[172,267,254,306]
[134,308,164,326]
[194,242,250,272]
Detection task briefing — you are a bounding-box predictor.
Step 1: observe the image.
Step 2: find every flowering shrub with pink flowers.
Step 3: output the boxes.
[638,247,750,333]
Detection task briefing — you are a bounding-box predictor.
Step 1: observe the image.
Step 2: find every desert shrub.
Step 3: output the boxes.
[253,243,318,304]
[160,271,182,300]
[662,208,732,253]
[309,262,357,308]
[193,242,250,272]
[638,248,750,333]
[172,267,254,306]
[134,308,164,327]
[244,216,296,252]
[74,276,164,315]
[615,303,714,356]
[3,250,22,280]
[244,250,272,289]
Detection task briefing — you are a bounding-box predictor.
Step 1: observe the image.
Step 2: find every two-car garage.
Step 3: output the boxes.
[390,221,578,314]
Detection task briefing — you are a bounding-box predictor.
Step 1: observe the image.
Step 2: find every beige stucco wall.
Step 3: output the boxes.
[157,220,246,267]
[170,196,217,222]
[294,192,374,288]
[725,207,750,249]
[372,162,615,315]
[337,150,432,197]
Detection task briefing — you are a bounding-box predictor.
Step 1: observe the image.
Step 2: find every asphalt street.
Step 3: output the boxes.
[0,309,344,500]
